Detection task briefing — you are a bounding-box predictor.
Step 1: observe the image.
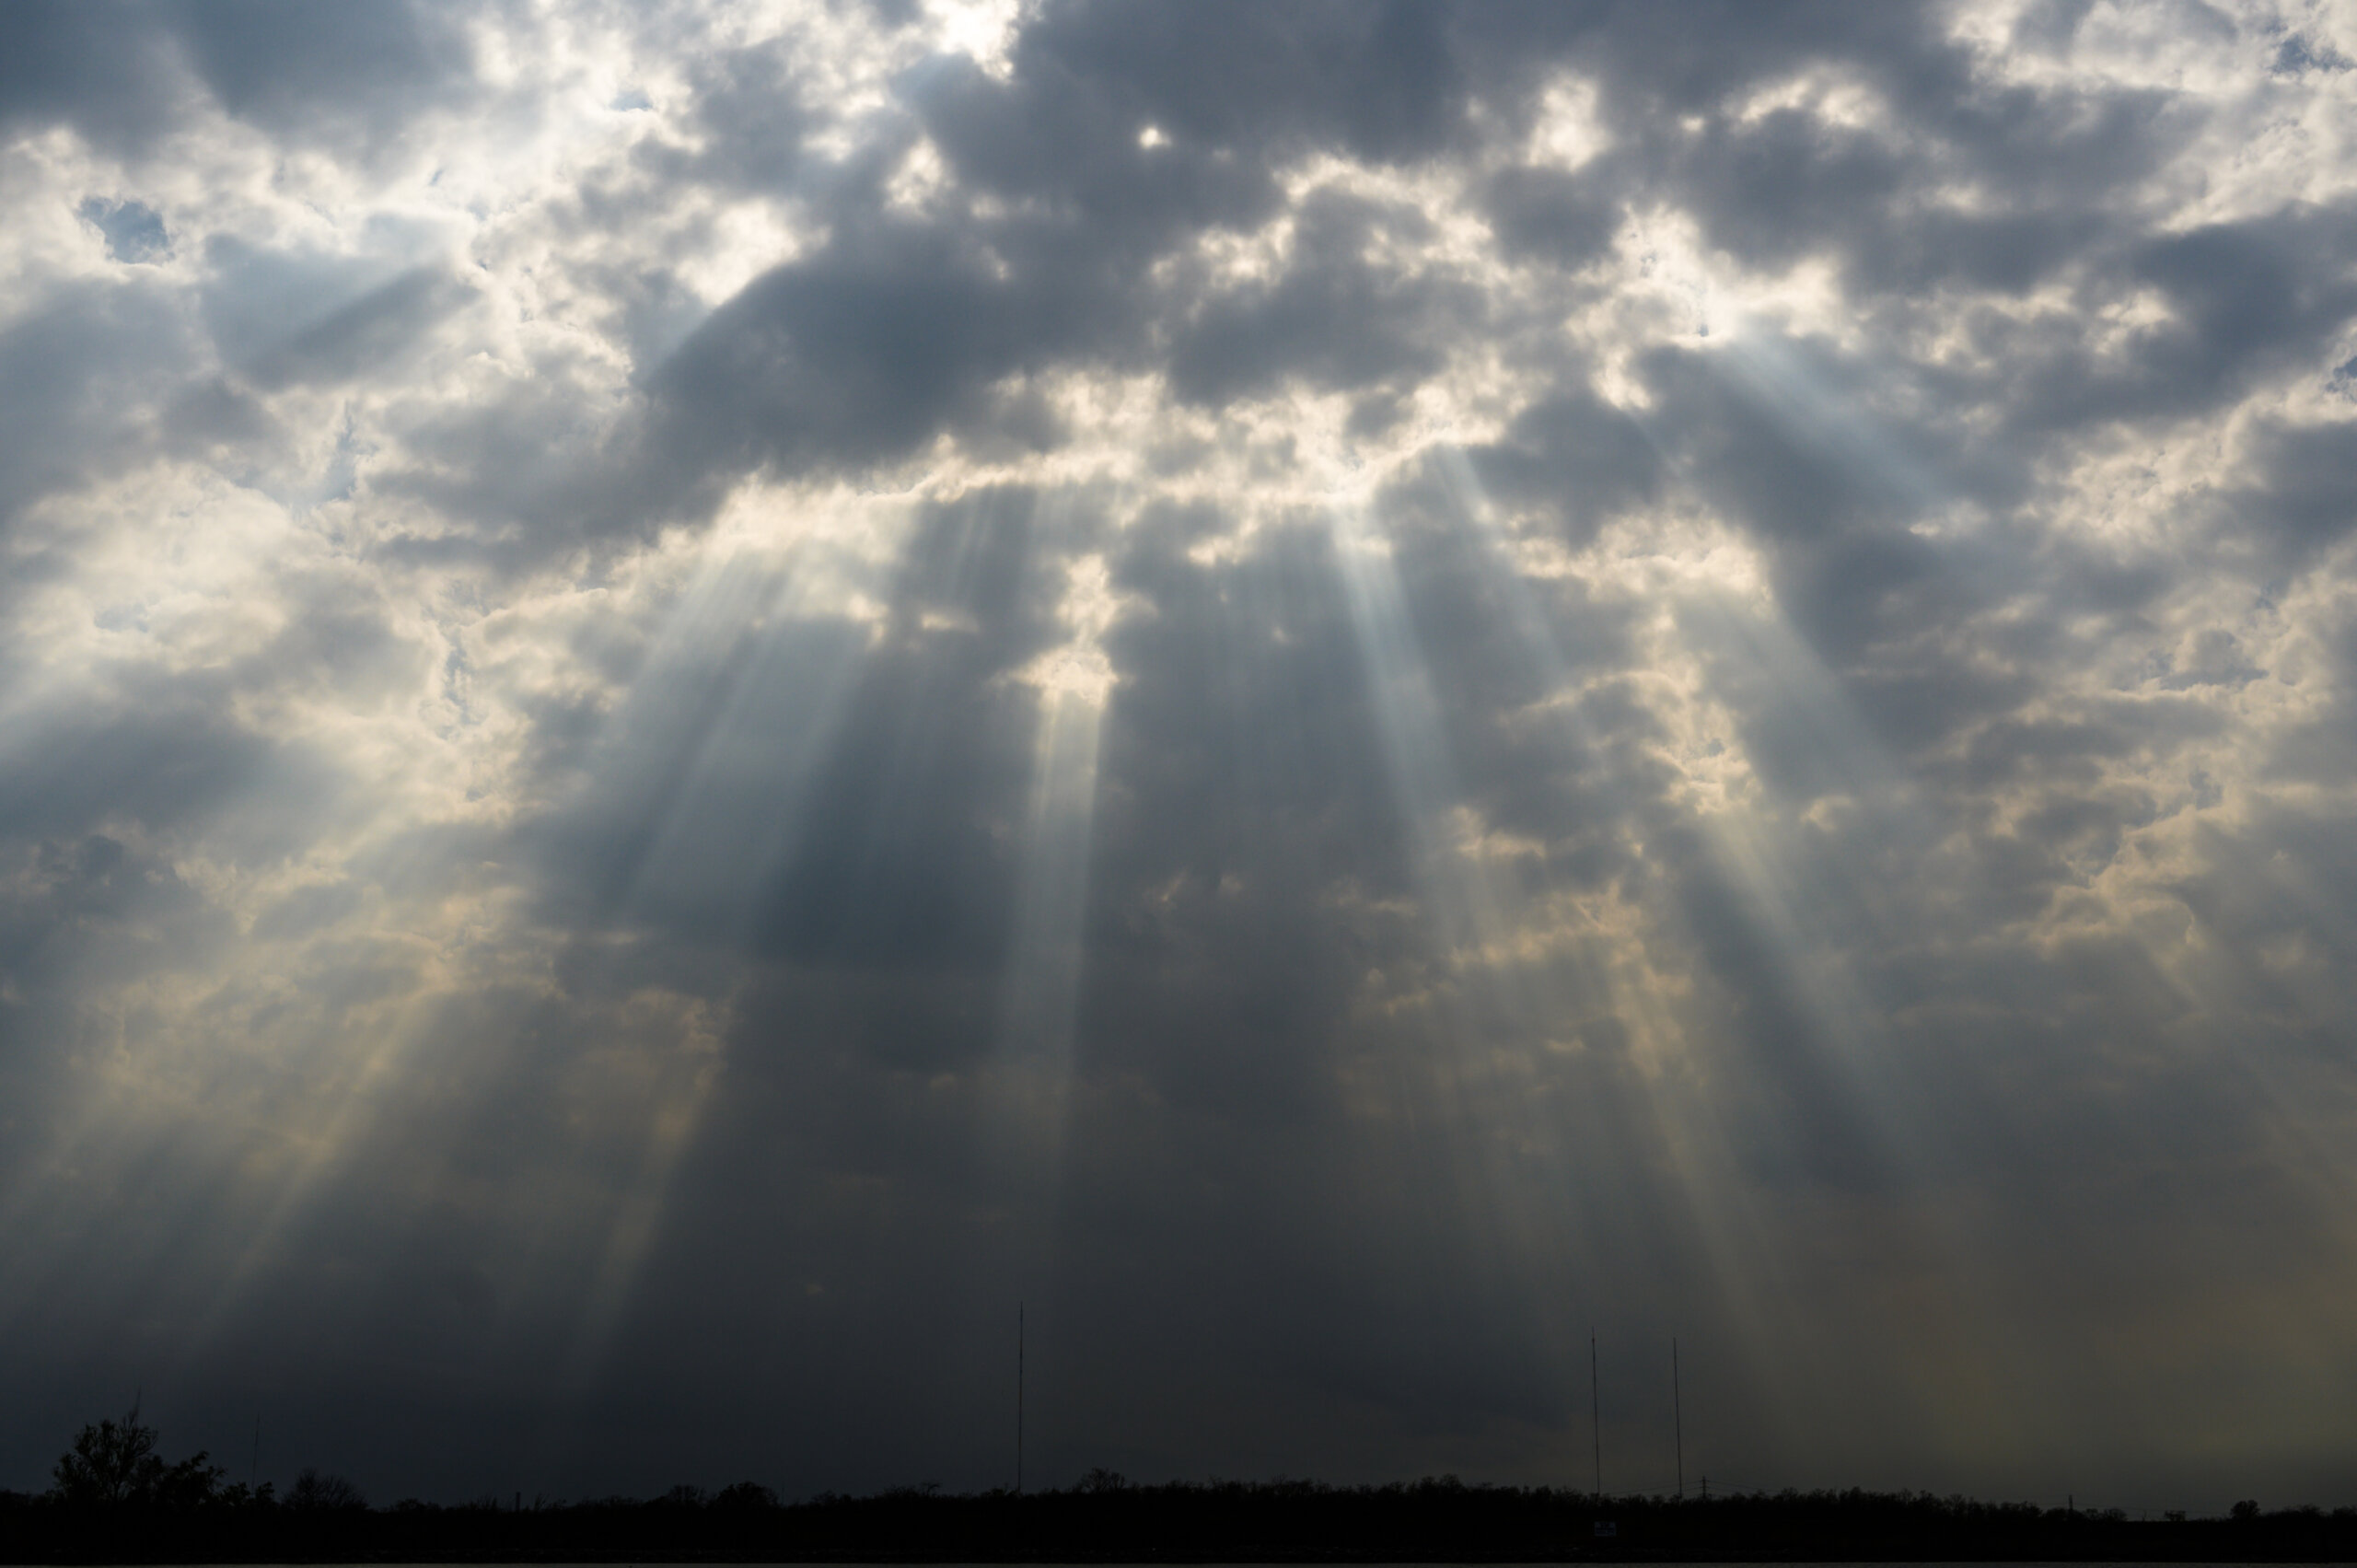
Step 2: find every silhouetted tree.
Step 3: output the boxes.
[712,1481,779,1510]
[284,1468,367,1511]
[50,1403,223,1507]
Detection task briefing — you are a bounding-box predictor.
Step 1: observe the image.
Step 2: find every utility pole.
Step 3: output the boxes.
[1016,1302,1026,1495]
[250,1416,261,1491]
[1590,1330,1601,1502]
[1673,1340,1684,1501]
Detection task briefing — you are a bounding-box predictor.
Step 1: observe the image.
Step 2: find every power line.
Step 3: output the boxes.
[1590,1330,1601,1502]
[1013,1292,1023,1490]
[1673,1340,1684,1502]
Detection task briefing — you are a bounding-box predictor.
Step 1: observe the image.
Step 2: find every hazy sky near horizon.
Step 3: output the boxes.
[4,0,2357,1513]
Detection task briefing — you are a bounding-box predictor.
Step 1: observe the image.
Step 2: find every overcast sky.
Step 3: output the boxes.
[3,0,2355,1514]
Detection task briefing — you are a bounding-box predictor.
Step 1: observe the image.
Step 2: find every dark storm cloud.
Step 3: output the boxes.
[1480,166,1620,269]
[656,225,1101,473]
[1649,64,2183,295]
[379,2,1582,556]
[0,280,199,550]
[1167,190,1483,406]
[972,0,1475,168]
[0,701,275,843]
[635,36,815,193]
[394,203,1138,563]
[0,0,477,150]
[385,0,2188,563]
[158,0,476,140]
[499,4,1474,545]
[2218,418,2357,566]
[2263,617,2357,786]
[0,2,190,148]
[2002,203,2357,434]
[1462,389,1660,543]
[505,0,2254,566]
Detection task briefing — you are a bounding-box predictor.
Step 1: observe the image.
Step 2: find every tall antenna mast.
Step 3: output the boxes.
[1673,1340,1684,1501]
[251,1415,261,1490]
[1590,1330,1601,1502]
[1016,1302,1026,1495]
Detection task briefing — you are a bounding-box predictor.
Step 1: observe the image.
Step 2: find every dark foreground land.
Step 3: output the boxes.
[6,1480,2356,1563]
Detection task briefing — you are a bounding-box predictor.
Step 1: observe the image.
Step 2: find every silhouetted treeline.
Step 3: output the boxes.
[8,1469,2357,1562]
[8,1414,2354,1563]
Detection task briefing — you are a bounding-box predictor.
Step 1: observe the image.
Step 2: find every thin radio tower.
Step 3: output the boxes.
[250,1416,261,1490]
[1016,1302,1026,1495]
[1672,1340,1684,1501]
[1590,1330,1601,1501]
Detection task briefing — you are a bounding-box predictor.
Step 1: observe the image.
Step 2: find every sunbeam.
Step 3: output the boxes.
[997,680,1106,1069]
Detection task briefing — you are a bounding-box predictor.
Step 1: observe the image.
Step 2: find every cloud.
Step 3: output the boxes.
[2,0,2356,1516]
[0,0,478,153]
[0,280,202,546]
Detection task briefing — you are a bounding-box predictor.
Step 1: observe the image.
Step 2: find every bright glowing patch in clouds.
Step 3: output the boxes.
[2,0,2355,1512]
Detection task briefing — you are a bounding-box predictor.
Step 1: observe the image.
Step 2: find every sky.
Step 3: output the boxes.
[3,0,2356,1516]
